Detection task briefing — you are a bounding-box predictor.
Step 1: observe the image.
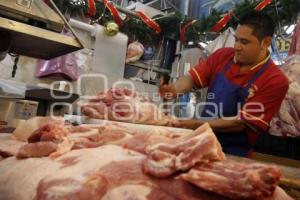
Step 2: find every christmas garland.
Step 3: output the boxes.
[52,0,300,44]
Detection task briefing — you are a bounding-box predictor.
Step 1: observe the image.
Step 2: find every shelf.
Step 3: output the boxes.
[126,61,170,74]
[0,17,83,59]
[25,88,79,104]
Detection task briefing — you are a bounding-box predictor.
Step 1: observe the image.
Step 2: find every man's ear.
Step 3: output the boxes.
[261,36,272,49]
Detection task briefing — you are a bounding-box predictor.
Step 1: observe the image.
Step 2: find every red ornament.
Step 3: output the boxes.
[180,20,197,43]
[211,12,233,33]
[87,0,96,16]
[103,0,124,27]
[255,0,272,11]
[136,11,161,34]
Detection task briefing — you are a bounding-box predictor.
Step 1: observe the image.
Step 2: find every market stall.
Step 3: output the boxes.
[0,0,300,199]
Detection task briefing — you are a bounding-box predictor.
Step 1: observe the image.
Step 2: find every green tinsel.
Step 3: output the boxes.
[54,0,300,44]
[121,16,159,44]
[155,12,184,40]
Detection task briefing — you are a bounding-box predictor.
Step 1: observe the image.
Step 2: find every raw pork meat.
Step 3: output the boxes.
[0,157,61,200]
[28,123,69,143]
[17,142,59,159]
[68,125,93,133]
[71,123,134,149]
[14,118,100,159]
[179,159,281,200]
[0,134,25,157]
[14,119,138,159]
[121,124,189,154]
[0,117,292,200]
[269,55,300,137]
[81,88,174,126]
[70,122,191,155]
[16,122,73,159]
[0,145,228,200]
[143,123,226,177]
[13,117,65,142]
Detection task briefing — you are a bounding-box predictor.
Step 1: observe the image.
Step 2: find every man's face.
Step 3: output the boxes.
[234,25,266,65]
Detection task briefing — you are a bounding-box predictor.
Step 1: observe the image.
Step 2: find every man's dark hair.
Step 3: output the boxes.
[238,11,275,41]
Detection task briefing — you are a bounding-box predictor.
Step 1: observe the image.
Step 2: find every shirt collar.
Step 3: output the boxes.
[233,51,270,71]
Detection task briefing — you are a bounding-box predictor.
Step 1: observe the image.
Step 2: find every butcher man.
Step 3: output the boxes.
[159,11,289,157]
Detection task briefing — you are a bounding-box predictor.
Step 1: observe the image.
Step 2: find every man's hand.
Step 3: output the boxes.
[159,75,194,100]
[170,119,204,130]
[159,77,177,100]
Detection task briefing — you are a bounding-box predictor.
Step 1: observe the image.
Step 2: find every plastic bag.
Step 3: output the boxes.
[125,41,144,63]
[0,79,26,98]
[35,30,79,81]
[142,46,155,60]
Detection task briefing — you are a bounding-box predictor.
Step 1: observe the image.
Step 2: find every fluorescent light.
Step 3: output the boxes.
[285,25,295,35]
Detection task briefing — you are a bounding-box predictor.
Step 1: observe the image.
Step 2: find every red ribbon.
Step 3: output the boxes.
[103,0,124,27]
[87,0,96,16]
[180,20,197,43]
[211,12,233,33]
[136,11,161,34]
[255,0,272,11]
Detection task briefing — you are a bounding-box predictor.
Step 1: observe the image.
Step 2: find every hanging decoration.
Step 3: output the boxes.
[136,11,161,34]
[211,12,233,33]
[87,0,96,16]
[53,0,300,44]
[180,20,197,44]
[103,0,124,27]
[255,0,273,11]
[104,21,119,36]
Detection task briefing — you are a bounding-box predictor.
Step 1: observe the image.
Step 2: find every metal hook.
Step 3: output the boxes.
[11,55,19,78]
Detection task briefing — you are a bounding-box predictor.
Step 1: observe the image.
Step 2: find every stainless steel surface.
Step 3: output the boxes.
[0,0,83,59]
[0,17,82,59]
[0,0,63,32]
[49,0,84,49]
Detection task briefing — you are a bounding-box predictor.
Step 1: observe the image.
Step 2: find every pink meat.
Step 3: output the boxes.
[0,121,290,200]
[142,123,225,177]
[17,123,71,159]
[81,88,174,126]
[16,142,58,159]
[179,159,281,200]
[13,116,65,142]
[269,59,300,137]
[28,123,69,143]
[33,145,228,200]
